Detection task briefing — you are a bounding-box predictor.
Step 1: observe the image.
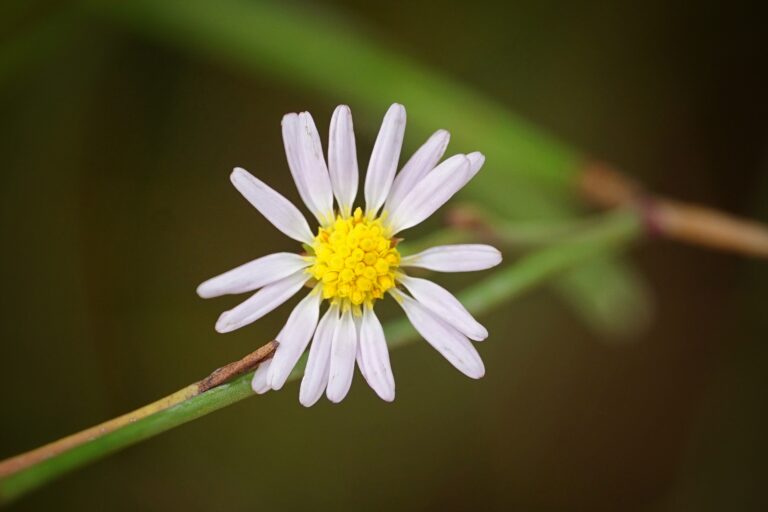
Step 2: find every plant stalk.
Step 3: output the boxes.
[0,210,642,504]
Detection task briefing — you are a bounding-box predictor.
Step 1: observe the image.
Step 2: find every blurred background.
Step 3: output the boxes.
[1,0,766,510]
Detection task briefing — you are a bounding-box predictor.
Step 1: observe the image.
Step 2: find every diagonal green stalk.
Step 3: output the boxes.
[78,0,649,335]
[0,209,642,504]
[84,0,578,192]
[0,0,650,337]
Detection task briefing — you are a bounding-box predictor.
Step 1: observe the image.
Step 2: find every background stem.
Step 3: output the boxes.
[580,161,768,259]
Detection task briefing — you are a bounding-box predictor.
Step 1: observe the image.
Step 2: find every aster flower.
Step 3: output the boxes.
[197,103,502,406]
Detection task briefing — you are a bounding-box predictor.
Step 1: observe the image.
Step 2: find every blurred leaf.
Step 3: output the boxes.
[555,257,652,339]
[78,0,651,336]
[0,5,81,84]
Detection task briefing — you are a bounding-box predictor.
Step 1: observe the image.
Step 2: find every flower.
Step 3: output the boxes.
[197,103,502,406]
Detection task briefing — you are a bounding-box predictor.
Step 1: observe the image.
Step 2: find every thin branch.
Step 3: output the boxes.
[0,211,642,504]
[0,385,199,481]
[579,160,768,259]
[0,341,277,481]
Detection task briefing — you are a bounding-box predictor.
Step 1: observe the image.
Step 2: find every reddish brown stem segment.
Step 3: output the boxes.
[580,161,768,259]
[198,340,277,392]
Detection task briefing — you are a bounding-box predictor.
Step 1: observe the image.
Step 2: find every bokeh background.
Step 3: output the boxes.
[1,0,767,510]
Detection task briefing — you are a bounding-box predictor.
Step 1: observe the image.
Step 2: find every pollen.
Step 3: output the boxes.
[308,207,399,309]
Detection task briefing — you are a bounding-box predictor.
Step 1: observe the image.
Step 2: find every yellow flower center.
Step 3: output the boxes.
[308,207,399,309]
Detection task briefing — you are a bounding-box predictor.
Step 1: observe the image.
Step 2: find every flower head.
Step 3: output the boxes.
[309,207,398,307]
[198,104,502,406]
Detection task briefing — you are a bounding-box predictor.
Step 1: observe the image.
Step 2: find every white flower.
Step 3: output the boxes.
[198,104,502,406]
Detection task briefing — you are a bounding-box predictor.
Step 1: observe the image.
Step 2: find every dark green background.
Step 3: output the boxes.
[1,1,766,510]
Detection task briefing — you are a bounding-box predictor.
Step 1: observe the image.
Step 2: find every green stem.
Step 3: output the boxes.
[0,209,642,504]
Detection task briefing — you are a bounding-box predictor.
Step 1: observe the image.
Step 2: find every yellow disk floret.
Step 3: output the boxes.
[308,207,399,309]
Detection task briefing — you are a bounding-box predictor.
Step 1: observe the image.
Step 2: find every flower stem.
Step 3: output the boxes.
[0,210,642,504]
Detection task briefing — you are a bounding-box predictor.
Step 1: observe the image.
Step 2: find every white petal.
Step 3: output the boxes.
[267,290,322,390]
[355,341,367,381]
[251,359,273,394]
[354,315,367,381]
[197,252,310,299]
[385,129,450,213]
[467,151,485,175]
[387,154,471,234]
[299,305,338,407]
[358,307,395,401]
[281,113,334,225]
[365,103,406,215]
[398,275,487,341]
[400,244,502,272]
[230,167,314,245]
[328,105,358,217]
[214,270,308,333]
[326,309,357,403]
[394,291,485,379]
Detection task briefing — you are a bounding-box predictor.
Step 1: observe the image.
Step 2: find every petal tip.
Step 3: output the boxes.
[196,283,211,299]
[281,112,299,125]
[468,363,486,379]
[214,314,233,333]
[326,389,346,404]
[434,129,451,145]
[470,327,489,342]
[268,371,287,391]
[467,152,486,172]
[299,394,319,408]
[387,103,406,118]
[230,166,247,180]
[230,167,255,189]
[334,104,351,114]
[484,246,503,267]
[251,380,271,395]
